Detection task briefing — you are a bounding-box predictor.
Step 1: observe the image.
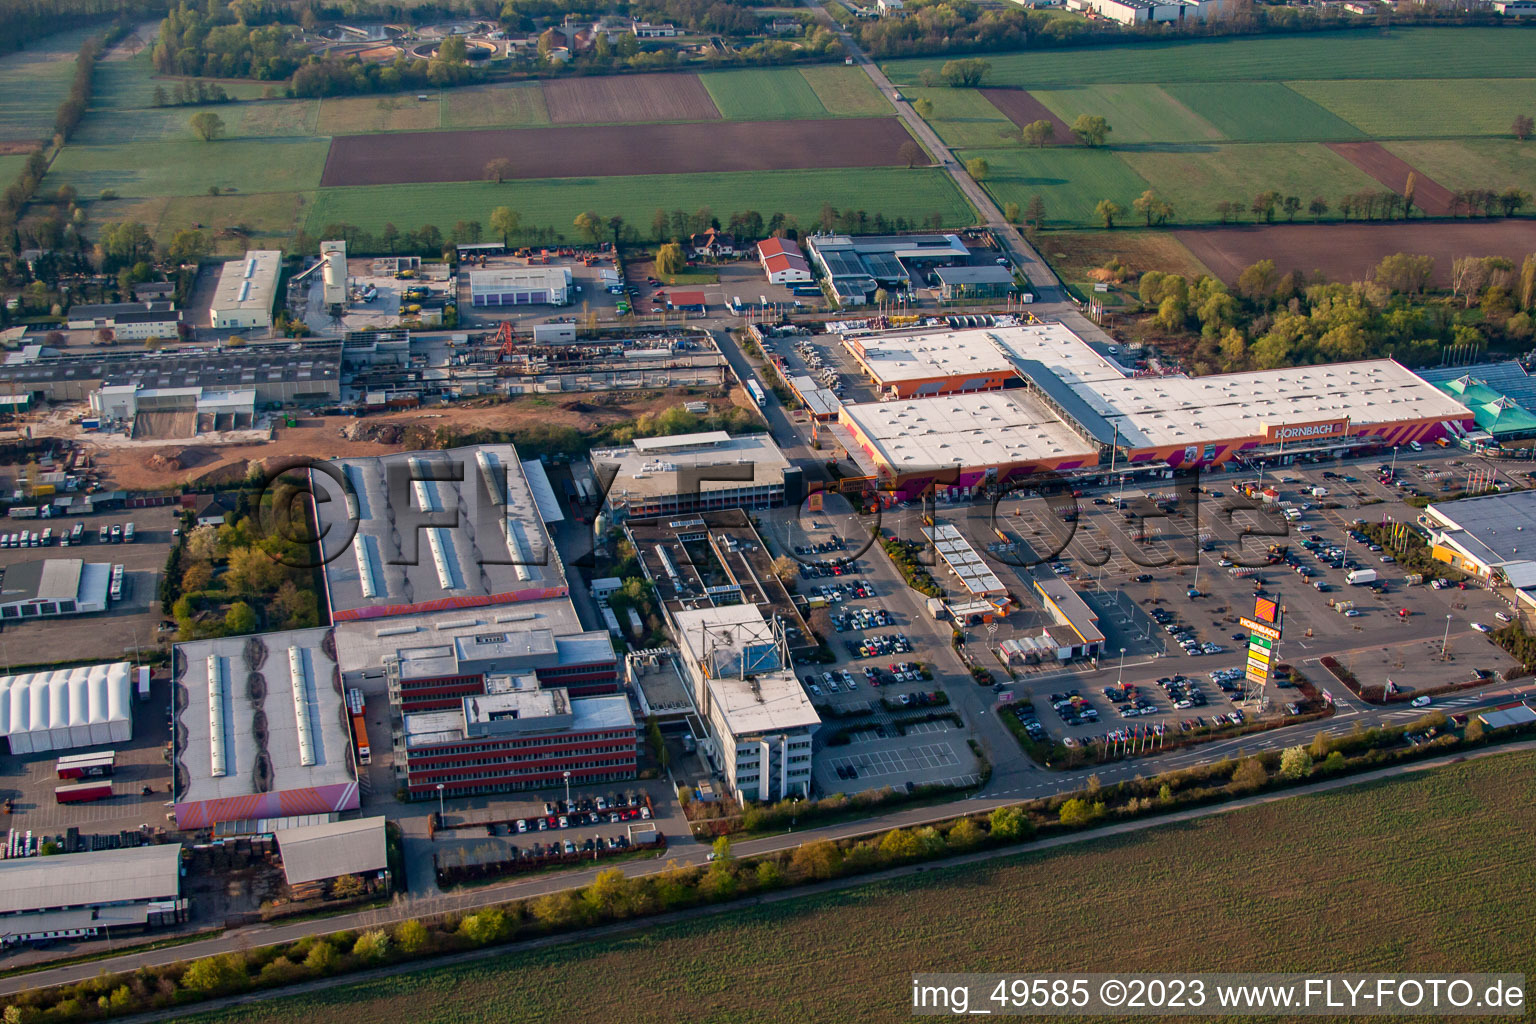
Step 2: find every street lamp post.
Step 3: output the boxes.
[435,783,444,823]
[1442,614,1453,658]
[563,770,572,811]
[1117,646,1127,686]
[1391,445,1399,480]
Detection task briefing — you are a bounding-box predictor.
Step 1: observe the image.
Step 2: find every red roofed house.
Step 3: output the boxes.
[757,237,812,285]
[668,290,708,311]
[688,228,737,259]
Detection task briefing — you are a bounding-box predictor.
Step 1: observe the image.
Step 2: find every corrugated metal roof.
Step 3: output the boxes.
[0,844,180,914]
[275,816,387,884]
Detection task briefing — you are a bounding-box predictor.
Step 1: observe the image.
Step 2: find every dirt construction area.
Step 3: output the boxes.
[980,88,1076,144]
[542,72,721,124]
[1325,141,1455,217]
[319,118,918,186]
[1175,219,1536,288]
[82,392,735,491]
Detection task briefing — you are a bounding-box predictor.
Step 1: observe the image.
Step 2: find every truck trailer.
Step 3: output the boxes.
[55,781,113,804]
[1346,568,1378,585]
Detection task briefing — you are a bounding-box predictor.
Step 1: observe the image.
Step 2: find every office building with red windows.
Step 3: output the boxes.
[400,677,636,798]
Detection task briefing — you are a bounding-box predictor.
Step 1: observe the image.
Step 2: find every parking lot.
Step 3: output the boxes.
[757,499,985,796]
[0,507,173,666]
[0,671,174,840]
[760,330,881,405]
[953,447,1523,751]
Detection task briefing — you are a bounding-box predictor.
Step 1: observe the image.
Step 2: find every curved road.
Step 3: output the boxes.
[22,739,1536,1018]
[801,0,1067,303]
[3,673,1524,997]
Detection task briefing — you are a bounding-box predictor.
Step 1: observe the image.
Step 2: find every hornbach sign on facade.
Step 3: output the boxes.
[1263,420,1349,443]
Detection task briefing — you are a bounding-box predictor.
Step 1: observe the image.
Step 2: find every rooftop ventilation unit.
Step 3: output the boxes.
[289,646,316,767]
[207,655,227,778]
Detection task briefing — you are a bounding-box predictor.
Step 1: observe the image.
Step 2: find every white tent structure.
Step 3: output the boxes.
[0,663,133,754]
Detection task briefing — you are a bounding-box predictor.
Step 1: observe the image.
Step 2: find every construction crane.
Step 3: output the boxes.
[493,321,516,362]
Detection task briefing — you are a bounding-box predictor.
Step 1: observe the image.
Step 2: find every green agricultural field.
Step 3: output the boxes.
[700,68,829,120]
[1288,78,1536,138]
[906,88,1017,150]
[184,752,1536,1024]
[888,28,1536,88]
[0,25,99,144]
[158,191,314,254]
[1118,143,1381,227]
[0,154,30,186]
[233,99,322,138]
[1161,82,1365,143]
[49,137,329,198]
[442,83,550,128]
[1031,84,1220,145]
[71,100,319,146]
[799,65,891,116]
[317,93,442,135]
[962,146,1148,228]
[306,167,974,238]
[1385,139,1536,198]
[88,55,168,113]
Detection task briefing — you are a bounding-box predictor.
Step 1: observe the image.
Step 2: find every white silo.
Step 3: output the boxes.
[320,240,347,307]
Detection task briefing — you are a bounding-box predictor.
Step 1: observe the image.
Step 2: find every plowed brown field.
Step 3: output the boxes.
[320,118,918,186]
[1326,141,1455,217]
[1176,220,1536,287]
[541,73,720,124]
[980,88,1075,144]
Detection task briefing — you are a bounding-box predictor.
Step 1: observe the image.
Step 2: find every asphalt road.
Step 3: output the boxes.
[26,738,1536,1015]
[799,0,1070,304]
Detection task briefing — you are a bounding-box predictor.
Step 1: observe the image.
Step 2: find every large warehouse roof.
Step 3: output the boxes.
[839,390,1098,473]
[843,329,1016,385]
[0,662,131,752]
[333,595,588,679]
[0,844,180,915]
[838,321,1129,389]
[210,250,282,317]
[317,444,567,621]
[1425,490,1536,572]
[175,628,356,825]
[275,816,388,885]
[1079,360,1470,450]
[592,431,790,502]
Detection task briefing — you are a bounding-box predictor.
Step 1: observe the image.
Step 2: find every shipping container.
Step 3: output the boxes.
[55,781,113,803]
[56,751,116,779]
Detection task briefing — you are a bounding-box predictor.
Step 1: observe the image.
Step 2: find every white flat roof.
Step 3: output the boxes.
[593,432,789,501]
[332,596,586,677]
[1080,360,1471,449]
[468,267,572,290]
[841,390,1097,472]
[672,604,820,737]
[210,250,281,314]
[632,431,732,451]
[844,331,1015,385]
